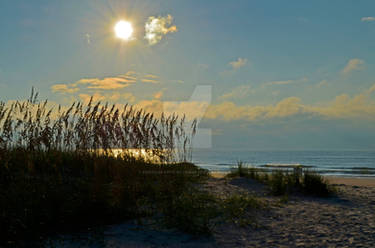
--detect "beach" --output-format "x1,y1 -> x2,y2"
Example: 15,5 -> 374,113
42,174 -> 375,247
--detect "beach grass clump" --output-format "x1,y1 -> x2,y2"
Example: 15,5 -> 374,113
302,171 -> 333,197
267,170 -> 295,196
222,193 -> 264,227
228,162 -> 335,197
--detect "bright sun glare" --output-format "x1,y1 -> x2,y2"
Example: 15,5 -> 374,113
114,20 -> 133,40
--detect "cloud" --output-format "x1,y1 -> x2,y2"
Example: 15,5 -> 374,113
361,17 -> 375,22
51,72 -> 140,94
79,93 -> 106,104
141,74 -> 159,84
78,92 -> 136,104
141,79 -> 159,84
220,85 -> 253,100
144,74 -> 158,79
85,33 -> 91,45
205,97 -> 304,121
145,15 -> 178,45
316,80 -> 328,88
76,76 -> 135,90
106,92 -> 136,103
205,84 -> 375,121
341,58 -> 365,75
263,77 -> 308,87
153,91 -> 163,100
51,84 -> 79,94
169,79 -> 184,84
229,58 -> 248,69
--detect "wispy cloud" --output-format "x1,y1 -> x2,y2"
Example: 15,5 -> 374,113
85,33 -> 91,45
145,15 -> 178,45
316,80 -> 328,88
220,85 -> 253,100
141,74 -> 159,84
51,84 -> 79,94
153,90 -> 163,100
229,58 -> 248,70
263,77 -> 308,87
341,58 -> 365,75
144,74 -> 159,79
361,17 -> 375,22
141,79 -> 159,84
75,76 -> 133,90
51,72 -> 141,94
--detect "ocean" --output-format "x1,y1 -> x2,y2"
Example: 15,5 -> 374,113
192,149 -> 375,177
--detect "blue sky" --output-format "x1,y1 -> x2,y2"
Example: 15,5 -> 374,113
1,0 -> 375,150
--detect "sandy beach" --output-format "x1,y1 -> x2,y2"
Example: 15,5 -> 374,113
42,174 -> 375,247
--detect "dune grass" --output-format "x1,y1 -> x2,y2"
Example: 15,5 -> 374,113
0,145 -> 211,243
228,162 -> 335,197
0,91 -> 267,243
0,91 -> 210,243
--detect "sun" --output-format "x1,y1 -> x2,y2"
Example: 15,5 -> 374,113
114,20 -> 133,40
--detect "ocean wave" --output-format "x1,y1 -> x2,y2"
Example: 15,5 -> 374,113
262,164 -> 314,168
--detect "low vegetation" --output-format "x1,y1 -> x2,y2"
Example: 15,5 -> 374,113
228,161 -> 335,197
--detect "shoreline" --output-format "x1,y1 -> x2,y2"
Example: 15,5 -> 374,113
210,171 -> 375,187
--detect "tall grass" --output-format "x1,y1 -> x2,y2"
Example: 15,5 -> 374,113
0,88 -> 197,162
0,90 -> 204,243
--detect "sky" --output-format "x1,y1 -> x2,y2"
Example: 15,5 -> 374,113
1,0 -> 375,150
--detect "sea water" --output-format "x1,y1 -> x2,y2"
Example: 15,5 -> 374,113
192,149 -> 375,177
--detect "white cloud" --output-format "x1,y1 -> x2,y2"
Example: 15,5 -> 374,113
229,58 -> 248,69
361,17 -> 375,22
341,58 -> 365,75
145,15 -> 178,45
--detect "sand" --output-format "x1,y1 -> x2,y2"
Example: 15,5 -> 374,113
327,176 -> 375,187
42,175 -> 375,247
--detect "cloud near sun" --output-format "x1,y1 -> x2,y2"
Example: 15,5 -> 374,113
144,15 -> 178,45
51,72 -> 156,94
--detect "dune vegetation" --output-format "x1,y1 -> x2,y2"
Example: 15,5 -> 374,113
0,91 -> 338,245
227,161 -> 336,197
0,90 -> 213,243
